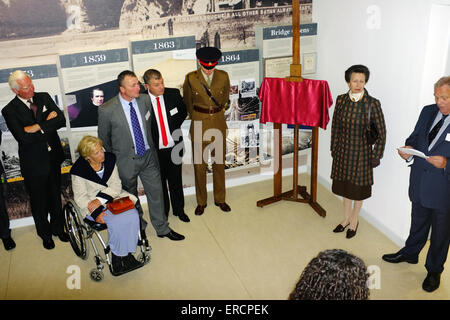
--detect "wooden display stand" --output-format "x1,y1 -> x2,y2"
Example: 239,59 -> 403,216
256,0 -> 326,217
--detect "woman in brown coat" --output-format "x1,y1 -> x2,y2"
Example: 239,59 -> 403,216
330,65 -> 386,238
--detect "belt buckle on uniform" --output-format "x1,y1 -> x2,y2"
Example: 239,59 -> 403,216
209,106 -> 214,115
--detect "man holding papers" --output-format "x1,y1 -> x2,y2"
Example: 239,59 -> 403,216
383,76 -> 450,293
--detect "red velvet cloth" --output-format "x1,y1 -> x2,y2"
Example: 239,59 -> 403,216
259,77 -> 333,129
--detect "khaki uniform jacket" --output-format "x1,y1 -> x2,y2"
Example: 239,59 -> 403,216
183,68 -> 230,137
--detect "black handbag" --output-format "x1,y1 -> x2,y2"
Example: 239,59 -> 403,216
366,104 -> 379,145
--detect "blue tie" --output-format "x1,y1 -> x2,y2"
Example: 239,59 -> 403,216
129,102 -> 146,156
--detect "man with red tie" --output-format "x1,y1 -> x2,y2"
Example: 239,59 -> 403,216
143,69 -> 189,223
2,70 -> 69,250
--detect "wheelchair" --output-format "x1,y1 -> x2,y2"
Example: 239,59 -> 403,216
63,199 -> 151,282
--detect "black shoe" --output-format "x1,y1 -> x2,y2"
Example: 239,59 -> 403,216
333,223 -> 349,233
43,239 -> 55,250
124,253 -> 142,269
53,232 -> 70,242
422,272 -> 441,292
111,253 -> 125,273
2,236 -> 16,251
157,229 -> 185,241
174,212 -> 190,223
382,251 -> 418,264
195,204 -> 207,216
214,202 -> 231,212
346,222 -> 359,239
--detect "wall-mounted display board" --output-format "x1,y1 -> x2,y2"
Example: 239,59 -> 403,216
217,48 -> 260,171
58,48 -> 130,131
255,23 -> 318,79
131,35 -> 197,90
254,23 -> 318,164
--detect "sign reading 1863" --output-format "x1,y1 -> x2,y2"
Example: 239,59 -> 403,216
131,35 -> 197,90
131,36 -> 196,54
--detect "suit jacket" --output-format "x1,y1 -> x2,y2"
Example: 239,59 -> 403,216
183,68 -> 230,137
149,88 -> 187,155
1,92 -> 65,177
406,104 -> 450,211
70,152 -> 137,219
98,93 -> 160,180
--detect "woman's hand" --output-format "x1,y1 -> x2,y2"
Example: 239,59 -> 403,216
426,156 -> 447,169
87,199 -> 102,213
95,212 -> 106,224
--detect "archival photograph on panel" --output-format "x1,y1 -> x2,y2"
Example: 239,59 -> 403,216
0,133 -> 73,220
67,79 -> 118,129
0,1 -> 312,59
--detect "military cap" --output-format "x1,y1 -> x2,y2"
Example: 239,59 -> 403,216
196,46 -> 222,70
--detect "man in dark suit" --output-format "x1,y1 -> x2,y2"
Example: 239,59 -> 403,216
0,130 -> 16,251
383,76 -> 450,292
98,70 -> 184,241
143,69 -> 189,223
2,70 -> 68,250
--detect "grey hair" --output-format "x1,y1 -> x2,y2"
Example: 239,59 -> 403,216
434,76 -> 450,89
8,70 -> 30,90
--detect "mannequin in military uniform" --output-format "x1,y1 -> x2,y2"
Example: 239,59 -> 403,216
183,47 -> 231,215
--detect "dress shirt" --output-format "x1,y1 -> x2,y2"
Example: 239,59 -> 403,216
118,94 -> 150,154
148,92 -> 175,149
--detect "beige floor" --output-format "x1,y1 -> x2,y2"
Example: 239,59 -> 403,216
0,174 -> 448,300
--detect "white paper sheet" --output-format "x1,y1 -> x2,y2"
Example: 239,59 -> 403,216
397,147 -> 429,159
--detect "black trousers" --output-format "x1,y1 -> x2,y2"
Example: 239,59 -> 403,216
157,148 -> 185,216
0,182 -> 11,239
401,202 -> 450,273
23,163 -> 64,241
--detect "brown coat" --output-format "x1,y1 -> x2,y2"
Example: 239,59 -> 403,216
182,68 -> 230,137
330,89 -> 386,186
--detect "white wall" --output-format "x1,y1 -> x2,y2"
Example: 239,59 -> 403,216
312,0 -> 449,246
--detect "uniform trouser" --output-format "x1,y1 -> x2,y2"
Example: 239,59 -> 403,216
157,148 -> 185,216
23,163 -> 64,241
119,149 -> 171,236
192,138 -> 226,206
400,202 -> 450,273
0,182 -> 11,239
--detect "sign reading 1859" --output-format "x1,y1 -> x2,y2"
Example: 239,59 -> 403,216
59,48 -> 129,69
131,36 -> 196,55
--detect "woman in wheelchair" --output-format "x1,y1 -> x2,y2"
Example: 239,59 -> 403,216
70,135 -> 142,274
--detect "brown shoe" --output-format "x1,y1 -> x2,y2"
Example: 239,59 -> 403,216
214,202 -> 231,212
195,204 -> 207,216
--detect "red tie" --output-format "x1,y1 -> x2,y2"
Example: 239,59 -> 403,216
156,97 -> 168,146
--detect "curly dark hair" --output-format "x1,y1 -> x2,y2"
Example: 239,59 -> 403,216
344,64 -> 370,83
289,249 -> 369,300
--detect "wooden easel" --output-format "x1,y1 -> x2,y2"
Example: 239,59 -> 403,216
256,0 -> 326,217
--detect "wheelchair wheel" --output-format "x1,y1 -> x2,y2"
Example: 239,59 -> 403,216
64,200 -> 89,260
138,252 -> 151,265
90,269 -> 104,282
